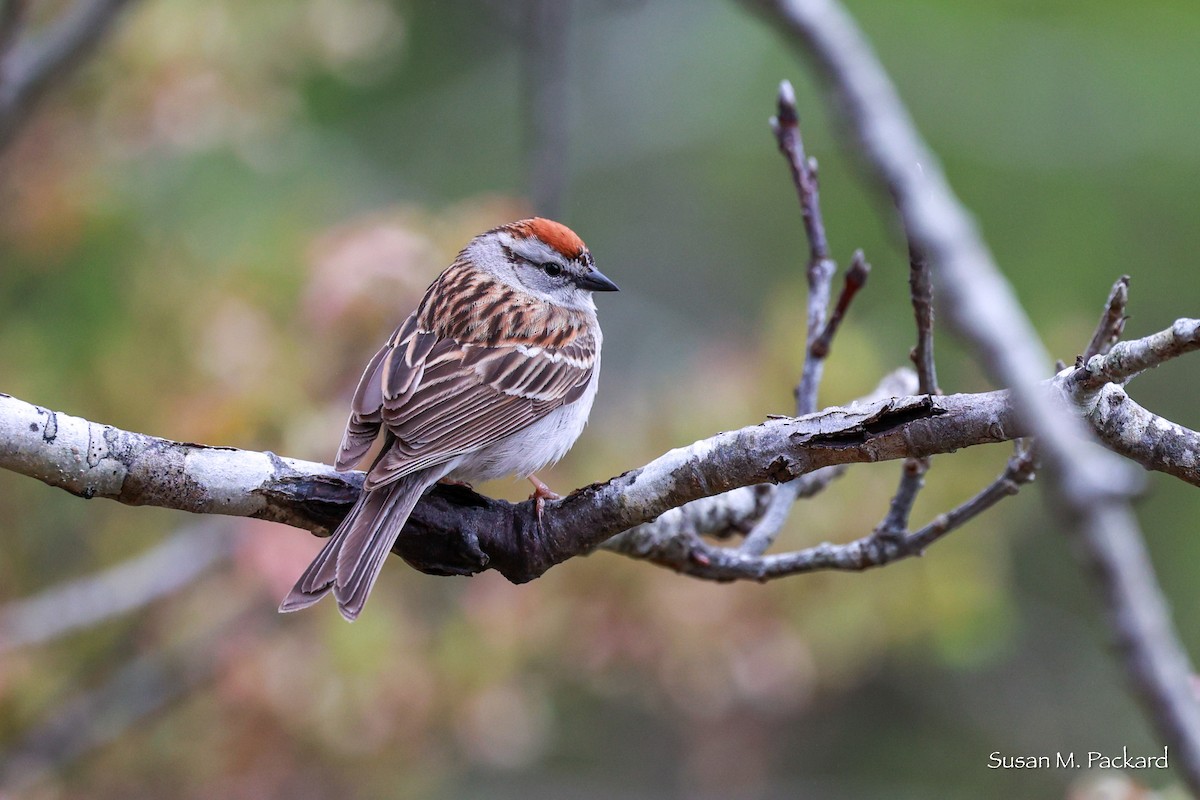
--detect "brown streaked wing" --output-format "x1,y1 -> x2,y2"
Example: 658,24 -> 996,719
335,312 -> 434,470
382,315 -> 439,404
362,333 -> 596,490
335,332 -> 393,470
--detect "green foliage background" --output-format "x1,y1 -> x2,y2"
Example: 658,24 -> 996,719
1,0 -> 1198,797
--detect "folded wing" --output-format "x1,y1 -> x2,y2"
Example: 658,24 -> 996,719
334,311 -> 595,490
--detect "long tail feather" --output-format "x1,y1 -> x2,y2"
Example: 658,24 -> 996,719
332,473 -> 434,621
278,471 -> 436,621
278,491 -> 370,613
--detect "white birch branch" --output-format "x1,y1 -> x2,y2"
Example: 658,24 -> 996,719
1,317 -> 1196,581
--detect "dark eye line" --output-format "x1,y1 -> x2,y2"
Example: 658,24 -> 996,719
512,251 -> 565,277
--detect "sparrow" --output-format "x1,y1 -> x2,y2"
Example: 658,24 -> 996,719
280,218 -> 618,621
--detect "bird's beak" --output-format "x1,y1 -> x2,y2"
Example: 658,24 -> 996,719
574,267 -> 620,292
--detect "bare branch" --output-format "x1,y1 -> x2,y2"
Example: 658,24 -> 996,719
1065,319 -> 1200,487
879,153 -> 939,544
810,249 -> 869,359
743,79 -> 851,556
906,440 -> 1036,553
769,78 -> 837,416
744,0 -> 1136,492
1,383 -> 1038,584
738,358 -> 910,561
873,455 -> 929,540
1083,386 -> 1200,489
0,0 -> 136,152
0,392 -> 359,534
1084,275 -> 1130,361
615,369 -> 916,559
615,439 -> 1037,581
604,483 -> 773,558
907,239 -> 939,395
0,522 -> 235,653
1070,317 -> 1200,396
742,0 -> 1200,788
770,78 -> 831,267
6,316 -> 1197,584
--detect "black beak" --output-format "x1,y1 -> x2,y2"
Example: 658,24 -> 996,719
574,267 -> 620,292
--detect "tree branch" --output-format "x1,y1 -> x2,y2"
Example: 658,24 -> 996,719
2,385 -> 1033,583
0,0 -> 136,152
0,521 -> 235,653
0,392 -> 359,533
1084,275 -> 1130,361
741,0 -> 1200,789
880,235 -> 939,541
614,368 -> 915,558
609,438 -> 1037,581
3,317 -> 1197,586
906,239 -> 939,395
741,79 -> 858,557
810,249 -> 869,359
1080,386 -> 1200,489
1070,317 -> 1200,396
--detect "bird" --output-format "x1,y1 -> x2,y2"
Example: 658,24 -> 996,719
280,218 -> 618,621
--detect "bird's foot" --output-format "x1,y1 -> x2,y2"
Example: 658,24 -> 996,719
527,474 -> 561,520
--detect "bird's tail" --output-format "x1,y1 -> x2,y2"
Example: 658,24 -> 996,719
278,472 -> 432,621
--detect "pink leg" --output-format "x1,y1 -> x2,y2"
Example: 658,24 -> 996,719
527,474 -> 561,518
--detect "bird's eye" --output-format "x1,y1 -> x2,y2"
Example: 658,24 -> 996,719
540,262 -> 563,277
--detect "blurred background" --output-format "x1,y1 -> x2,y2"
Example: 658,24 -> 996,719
1,0 -> 1199,797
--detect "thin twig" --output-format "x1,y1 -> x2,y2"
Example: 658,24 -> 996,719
0,0 -> 136,153
873,456 -> 928,540
771,79 -> 831,266
773,82 -> 836,415
875,171 -> 940,542
907,239 -> 939,395
521,0 -> 572,218
742,79 -> 847,556
1083,275 -> 1130,361
628,370 -> 915,559
906,440 -> 1037,552
810,249 -> 869,359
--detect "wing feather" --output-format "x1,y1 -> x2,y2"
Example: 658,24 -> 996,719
364,341 -> 592,488
341,326 -> 595,491
335,333 -> 394,469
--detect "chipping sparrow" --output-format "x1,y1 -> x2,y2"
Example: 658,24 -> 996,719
280,218 -> 618,621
